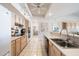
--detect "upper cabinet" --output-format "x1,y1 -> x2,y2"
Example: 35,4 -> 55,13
60,21 -> 79,33
62,22 -> 67,29
11,14 -> 20,27
19,18 -> 22,26
11,14 -> 25,28
23,19 -> 26,28
11,13 -> 16,28
15,15 -> 19,24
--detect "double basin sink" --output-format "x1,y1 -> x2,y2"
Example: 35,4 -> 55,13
51,38 -> 79,48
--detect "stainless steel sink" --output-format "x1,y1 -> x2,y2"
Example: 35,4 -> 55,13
51,38 -> 79,48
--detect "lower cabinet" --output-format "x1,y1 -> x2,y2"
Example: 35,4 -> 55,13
53,45 -> 61,56
11,36 -> 27,56
21,36 -> 27,50
11,40 -> 16,56
49,41 -> 64,56
15,38 -> 21,56
49,41 -> 53,56
45,36 -> 49,55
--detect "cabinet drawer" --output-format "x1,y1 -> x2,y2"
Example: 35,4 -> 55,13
15,38 -> 21,56
11,40 -> 16,56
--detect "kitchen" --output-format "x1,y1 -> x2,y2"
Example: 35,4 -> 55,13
0,3 -> 79,56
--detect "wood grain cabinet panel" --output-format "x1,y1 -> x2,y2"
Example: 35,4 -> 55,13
11,40 -> 16,56
49,41 -> 53,56
15,38 -> 21,56
51,45 -> 56,56
49,41 -> 56,56
21,36 -> 27,50
53,45 -> 61,56
48,41 -> 62,56
24,36 -> 27,46
11,36 -> 27,56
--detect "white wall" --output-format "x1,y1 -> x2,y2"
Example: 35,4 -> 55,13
0,5 -> 11,56
45,3 -> 79,33
31,16 -> 50,35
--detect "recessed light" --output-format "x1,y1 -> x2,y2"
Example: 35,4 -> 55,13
48,13 -> 52,16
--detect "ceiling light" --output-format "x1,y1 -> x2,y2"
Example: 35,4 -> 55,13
31,3 -> 44,8
48,13 -> 52,16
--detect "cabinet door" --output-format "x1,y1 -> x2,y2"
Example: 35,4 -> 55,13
49,41 -> 55,56
51,45 -> 56,56
11,14 -> 15,28
21,36 -> 27,50
49,41 -> 52,56
49,41 -> 62,56
24,36 -> 27,46
15,38 -> 21,56
11,40 -> 16,56
23,19 -> 25,28
15,15 -> 20,24
53,46 -> 61,56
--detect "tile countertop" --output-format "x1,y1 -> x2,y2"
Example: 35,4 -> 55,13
44,33 -> 79,56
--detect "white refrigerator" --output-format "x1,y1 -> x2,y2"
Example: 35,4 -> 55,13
0,5 -> 11,56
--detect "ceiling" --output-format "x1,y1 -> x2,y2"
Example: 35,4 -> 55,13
27,3 -> 51,17
19,3 -> 79,20
46,3 -> 79,18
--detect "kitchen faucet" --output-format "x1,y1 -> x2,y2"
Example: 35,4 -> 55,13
60,28 -> 71,47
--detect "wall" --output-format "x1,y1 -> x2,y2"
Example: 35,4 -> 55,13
0,5 -> 11,55
45,14 -> 79,45
31,16 -> 50,36
45,15 -> 79,33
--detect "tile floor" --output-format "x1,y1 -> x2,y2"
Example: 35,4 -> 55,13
19,34 -> 47,56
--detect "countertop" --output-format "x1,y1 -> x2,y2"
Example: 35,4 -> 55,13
61,33 -> 79,38
44,32 -> 79,56
11,35 -> 25,41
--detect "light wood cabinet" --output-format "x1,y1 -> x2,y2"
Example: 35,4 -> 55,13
48,41 -> 63,56
49,41 -> 51,55
15,15 -> 20,24
15,38 -> 21,56
11,40 -> 16,56
11,13 -> 16,28
11,36 -> 27,56
11,12 -> 29,56
49,41 -> 55,56
21,36 -> 27,50
62,22 -> 67,29
53,45 -> 61,56
25,20 -> 29,31
23,19 -> 25,28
